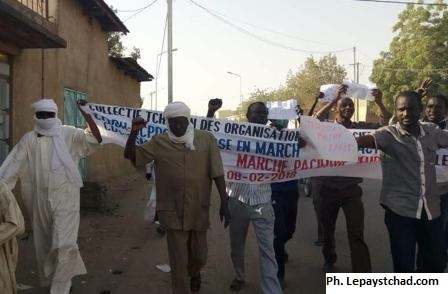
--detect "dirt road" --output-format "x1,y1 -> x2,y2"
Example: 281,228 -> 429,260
16,176 -> 391,294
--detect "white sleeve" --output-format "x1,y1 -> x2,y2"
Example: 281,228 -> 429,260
72,127 -> 101,157
0,135 -> 28,190
0,181 -> 25,245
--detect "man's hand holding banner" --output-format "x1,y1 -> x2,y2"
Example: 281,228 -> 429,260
81,103 -> 448,184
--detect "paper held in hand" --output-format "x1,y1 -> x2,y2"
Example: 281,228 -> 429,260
299,116 -> 358,163
80,103 -> 448,183
267,99 -> 298,120
320,82 -> 377,102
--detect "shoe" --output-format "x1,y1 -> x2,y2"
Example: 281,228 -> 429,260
190,275 -> 201,292
156,226 -> 166,237
323,262 -> 335,273
279,278 -> 286,289
314,240 -> 323,247
230,279 -> 245,291
284,251 -> 289,263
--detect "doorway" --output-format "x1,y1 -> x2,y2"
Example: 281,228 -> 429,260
0,53 -> 10,164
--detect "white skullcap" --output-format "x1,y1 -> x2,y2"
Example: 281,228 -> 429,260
32,99 -> 58,113
163,102 -> 191,120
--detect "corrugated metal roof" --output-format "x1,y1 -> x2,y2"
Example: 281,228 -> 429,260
110,57 -> 154,82
78,0 -> 129,33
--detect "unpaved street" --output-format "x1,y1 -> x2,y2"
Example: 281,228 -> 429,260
16,176 -> 391,294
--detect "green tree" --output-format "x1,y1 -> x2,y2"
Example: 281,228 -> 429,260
242,55 -> 346,117
130,47 -> 141,61
106,6 -> 141,60
371,1 -> 448,110
107,32 -> 126,57
284,55 -> 347,110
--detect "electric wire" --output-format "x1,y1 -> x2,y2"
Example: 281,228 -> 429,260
188,0 -> 353,54
197,3 -> 343,47
157,14 -> 169,79
354,0 -> 448,6
124,0 -> 160,22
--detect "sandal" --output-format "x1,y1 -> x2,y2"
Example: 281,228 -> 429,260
230,279 -> 245,291
190,275 -> 201,292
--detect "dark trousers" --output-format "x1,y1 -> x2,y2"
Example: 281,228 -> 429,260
442,196 -> 448,270
272,187 -> 299,281
385,208 -> 445,273
319,185 -> 372,272
311,179 -> 324,242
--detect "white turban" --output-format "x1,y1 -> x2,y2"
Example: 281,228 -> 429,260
32,98 -> 58,114
163,102 -> 195,150
163,102 -> 191,119
32,98 -> 83,187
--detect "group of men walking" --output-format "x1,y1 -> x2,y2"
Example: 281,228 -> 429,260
1,78 -> 448,294
308,80 -> 448,275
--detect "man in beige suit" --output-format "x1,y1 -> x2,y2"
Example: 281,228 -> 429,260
124,101 -> 230,294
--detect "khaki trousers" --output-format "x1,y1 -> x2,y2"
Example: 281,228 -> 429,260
166,230 -> 207,294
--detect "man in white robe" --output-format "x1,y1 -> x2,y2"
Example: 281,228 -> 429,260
0,180 -> 25,294
0,98 -> 102,294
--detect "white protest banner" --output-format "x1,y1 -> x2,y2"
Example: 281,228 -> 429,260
267,99 -> 298,120
435,148 -> 448,183
81,103 -> 448,184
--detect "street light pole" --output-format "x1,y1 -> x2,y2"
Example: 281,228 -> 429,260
155,55 -> 159,110
167,0 -> 173,104
227,71 -> 242,105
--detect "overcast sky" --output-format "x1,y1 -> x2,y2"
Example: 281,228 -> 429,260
105,0 -> 405,115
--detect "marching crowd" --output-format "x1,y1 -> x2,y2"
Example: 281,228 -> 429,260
0,78 -> 448,294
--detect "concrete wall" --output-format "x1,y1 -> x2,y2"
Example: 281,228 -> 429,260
11,0 -> 142,183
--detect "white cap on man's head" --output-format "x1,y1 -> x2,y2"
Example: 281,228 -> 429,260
32,99 -> 58,113
163,101 -> 191,120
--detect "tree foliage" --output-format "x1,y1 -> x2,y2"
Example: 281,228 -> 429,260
284,55 -> 347,110
371,1 -> 448,110
240,55 -> 346,118
107,32 -> 126,58
106,7 -> 141,61
130,47 -> 141,61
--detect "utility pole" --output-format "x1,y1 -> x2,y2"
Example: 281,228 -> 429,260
349,47 -> 364,121
356,62 -> 360,84
155,53 -> 159,110
352,47 -> 360,121
155,48 -> 178,111
353,47 -> 357,84
356,61 -> 360,121
167,0 -> 173,104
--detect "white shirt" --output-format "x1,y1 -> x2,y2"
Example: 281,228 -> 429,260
226,182 -> 272,206
0,126 -> 99,284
